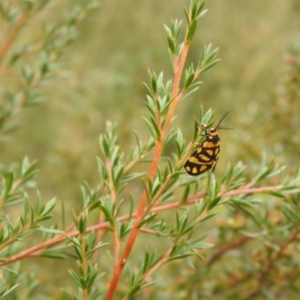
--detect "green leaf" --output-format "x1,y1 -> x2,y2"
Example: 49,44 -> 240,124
208,173 -> 219,204
264,190 -> 285,198
86,264 -> 98,289
281,187 -> 300,194
143,117 -> 160,140
228,198 -> 254,207
283,205 -> 300,223
167,35 -> 176,55
200,59 -> 220,73
181,185 -> 190,203
40,252 -> 66,259
127,284 -> 141,298
183,71 -> 195,90
183,6 -> 190,26
78,214 -> 87,234
176,128 -> 184,156
194,200 -> 207,217
21,192 -> 30,225
196,0 -> 205,16
163,24 -> 172,36
139,213 -> 157,227
0,284 -> 20,298
87,242 -> 109,259
99,135 -> 110,157
198,212 -> 217,223
192,242 -> 214,249
39,198 -> 56,217
121,172 -> 145,182
167,253 -> 193,262
164,130 -> 177,149
100,206 -> 114,227
207,196 -> 221,210
203,46 -> 219,64
196,8 -> 208,21
186,19 -> 197,43
68,269 -> 81,286
4,172 -> 13,198
61,289 -> 76,300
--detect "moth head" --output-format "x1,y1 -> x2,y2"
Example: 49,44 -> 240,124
209,127 -> 218,135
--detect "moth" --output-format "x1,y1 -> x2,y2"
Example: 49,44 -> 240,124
184,111 -> 232,176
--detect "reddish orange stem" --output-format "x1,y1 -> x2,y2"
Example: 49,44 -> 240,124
0,184 -> 284,267
0,12 -> 28,67
105,35 -> 192,300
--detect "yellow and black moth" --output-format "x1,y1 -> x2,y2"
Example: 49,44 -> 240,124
184,111 -> 232,176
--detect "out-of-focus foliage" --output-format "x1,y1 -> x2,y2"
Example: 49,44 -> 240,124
1,0 -> 300,299
1,0 -> 299,202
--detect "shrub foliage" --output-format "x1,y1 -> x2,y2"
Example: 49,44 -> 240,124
0,1 -> 300,299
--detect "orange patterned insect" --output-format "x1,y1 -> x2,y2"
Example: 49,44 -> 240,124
184,111 -> 232,176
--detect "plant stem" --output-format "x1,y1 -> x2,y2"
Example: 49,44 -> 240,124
0,184 -> 285,267
0,12 -> 28,67
105,34 -> 192,300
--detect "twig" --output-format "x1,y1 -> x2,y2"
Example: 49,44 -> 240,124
246,227 -> 300,299
143,248 -> 172,282
0,184 -> 285,266
106,159 -> 120,263
207,236 -> 251,267
104,14 -> 194,300
0,12 -> 28,67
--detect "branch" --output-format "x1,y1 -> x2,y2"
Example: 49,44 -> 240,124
144,248 -> 172,282
105,16 -> 194,300
0,183 -> 285,266
106,159 -> 121,263
0,12 -> 28,67
246,226 -> 300,299
207,236 -> 252,267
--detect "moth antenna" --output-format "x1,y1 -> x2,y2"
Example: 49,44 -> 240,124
214,110 -> 233,130
217,126 -> 234,130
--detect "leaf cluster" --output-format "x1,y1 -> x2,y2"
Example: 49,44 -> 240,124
0,1 -> 300,300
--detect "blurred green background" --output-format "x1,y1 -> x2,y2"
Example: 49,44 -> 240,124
3,0 -> 300,202
1,0 -> 300,296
